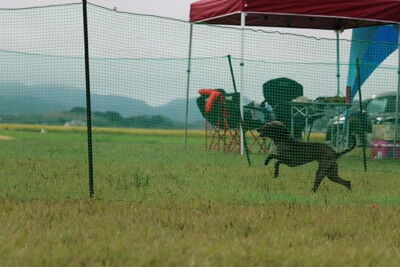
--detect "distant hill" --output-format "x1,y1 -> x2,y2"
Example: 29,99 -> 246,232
0,82 -> 256,124
0,82 -> 204,123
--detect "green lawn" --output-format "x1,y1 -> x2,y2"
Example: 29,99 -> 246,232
0,126 -> 399,266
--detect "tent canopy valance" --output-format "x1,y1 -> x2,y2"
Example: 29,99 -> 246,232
190,0 -> 400,29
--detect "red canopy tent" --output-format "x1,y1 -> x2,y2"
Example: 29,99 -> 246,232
185,0 -> 400,157
190,0 -> 400,30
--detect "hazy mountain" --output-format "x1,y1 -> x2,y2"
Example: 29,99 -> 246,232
0,82 -> 204,123
0,82 -> 258,124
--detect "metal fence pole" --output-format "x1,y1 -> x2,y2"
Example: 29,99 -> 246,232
82,0 -> 94,198
184,23 -> 193,149
356,58 -> 367,172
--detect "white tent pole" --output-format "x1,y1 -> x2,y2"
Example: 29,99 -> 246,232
336,30 -> 341,96
239,12 -> 246,155
335,29 -> 341,148
394,24 -> 400,155
184,23 -> 194,150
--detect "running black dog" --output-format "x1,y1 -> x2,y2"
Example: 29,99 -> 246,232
257,121 -> 356,192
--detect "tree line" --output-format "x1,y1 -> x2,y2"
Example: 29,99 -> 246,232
1,107 -> 191,129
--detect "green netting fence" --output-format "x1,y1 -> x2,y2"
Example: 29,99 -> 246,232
0,2 -> 399,199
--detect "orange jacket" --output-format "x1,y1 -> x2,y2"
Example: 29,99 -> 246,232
198,89 -> 223,112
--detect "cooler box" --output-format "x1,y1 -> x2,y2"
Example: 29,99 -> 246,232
372,124 -> 400,141
371,140 -> 400,159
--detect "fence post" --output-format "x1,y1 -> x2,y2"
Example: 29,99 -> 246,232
82,0 -> 94,198
356,58 -> 367,172
184,23 -> 193,149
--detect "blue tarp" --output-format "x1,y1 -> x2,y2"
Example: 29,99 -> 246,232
347,25 -> 398,100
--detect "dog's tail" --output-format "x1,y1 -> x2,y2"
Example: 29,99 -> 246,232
335,134 -> 357,158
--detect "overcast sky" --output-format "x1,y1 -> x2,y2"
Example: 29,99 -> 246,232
0,0 -> 395,104
0,0 -> 196,19
0,0 -> 351,39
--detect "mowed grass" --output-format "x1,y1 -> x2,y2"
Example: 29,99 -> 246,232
0,124 -> 400,266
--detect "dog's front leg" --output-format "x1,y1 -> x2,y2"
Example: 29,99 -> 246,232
274,161 -> 281,178
312,166 -> 326,193
264,154 -> 277,166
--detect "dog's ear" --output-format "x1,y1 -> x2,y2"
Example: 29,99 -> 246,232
270,121 -> 285,127
256,126 -> 266,135
277,122 -> 290,134
271,121 -> 292,139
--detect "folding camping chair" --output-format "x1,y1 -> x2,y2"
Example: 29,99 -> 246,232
197,89 -> 270,153
197,89 -> 242,152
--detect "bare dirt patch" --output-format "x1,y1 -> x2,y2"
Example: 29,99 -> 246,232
0,135 -> 14,141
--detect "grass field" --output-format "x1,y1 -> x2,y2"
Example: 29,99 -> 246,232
0,124 -> 400,266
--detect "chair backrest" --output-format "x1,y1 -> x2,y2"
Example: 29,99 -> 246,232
196,89 -> 241,129
263,78 -> 303,106
262,78 -> 305,139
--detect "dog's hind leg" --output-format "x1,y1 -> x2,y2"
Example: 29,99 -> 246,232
327,162 -> 351,190
312,165 -> 327,193
274,161 -> 281,178
264,154 -> 277,166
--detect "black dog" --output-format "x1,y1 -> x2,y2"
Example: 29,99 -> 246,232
257,121 -> 356,192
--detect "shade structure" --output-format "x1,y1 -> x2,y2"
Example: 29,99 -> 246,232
186,0 -> 400,161
190,0 -> 400,29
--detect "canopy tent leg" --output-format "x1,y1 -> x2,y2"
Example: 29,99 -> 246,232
394,24 -> 400,155
335,30 -> 342,148
184,23 -> 194,149
239,12 -> 246,155
336,30 -> 341,97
